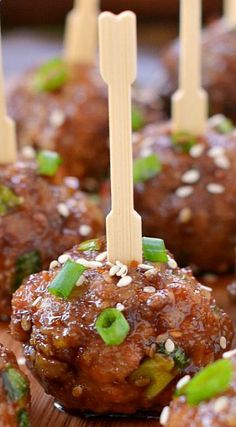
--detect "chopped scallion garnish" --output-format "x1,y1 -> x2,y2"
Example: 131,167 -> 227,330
32,58 -> 68,92
132,106 -> 145,131
78,239 -> 101,252
37,150 -> 62,177
18,410 -> 30,427
215,117 -> 234,134
12,250 -> 42,291
143,237 -> 168,263
172,132 -> 197,153
2,368 -> 29,402
177,359 -> 233,405
158,344 -> 190,370
95,308 -> 130,346
0,184 -> 22,216
48,259 -> 86,298
133,154 -> 161,184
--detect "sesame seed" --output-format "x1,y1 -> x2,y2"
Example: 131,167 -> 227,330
57,203 -> 70,217
200,285 -> 213,292
143,286 -> 156,293
176,375 -> 191,390
178,207 -> 192,223
181,169 -> 200,184
189,143 -> 204,158
116,265 -> 128,277
79,225 -> 92,237
109,265 -> 120,276
213,396 -> 228,413
116,303 -> 125,311
17,357 -> 26,366
64,176 -> 79,190
168,257 -> 177,269
208,146 -> 225,158
220,336 -> 227,350
176,186 -> 194,198
21,145 -> 36,160
58,254 -> 71,264
206,183 -> 225,194
138,264 -> 154,271
117,276 -> 132,287
165,338 -> 175,353
49,109 -> 65,127
87,261 -> 103,268
49,260 -> 59,269
116,260 -> 124,268
76,275 -> 85,287
32,296 -> 42,307
160,406 -> 170,426
95,252 -> 107,262
214,156 -> 230,170
223,348 -> 236,359
76,258 -> 90,267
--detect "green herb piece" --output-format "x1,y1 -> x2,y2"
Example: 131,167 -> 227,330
13,251 -> 42,291
18,410 -> 30,427
143,237 -> 168,263
215,117 -> 234,134
132,106 -> 145,131
95,308 -> 130,346
78,239 -> 101,252
130,354 -> 176,399
2,368 -> 29,402
0,184 -> 22,216
37,150 -> 62,177
48,259 -> 86,298
177,359 -> 233,405
172,132 -> 197,153
133,154 -> 162,184
158,344 -> 190,370
32,58 -> 68,92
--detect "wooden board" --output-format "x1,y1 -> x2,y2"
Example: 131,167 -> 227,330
0,275 -> 235,427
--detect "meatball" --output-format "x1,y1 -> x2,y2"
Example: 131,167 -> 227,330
132,116 -> 236,273
159,19 -> 236,121
0,159 -> 103,319
11,237 -> 233,415
7,61 -> 163,191
0,343 -> 30,427
162,349 -> 236,427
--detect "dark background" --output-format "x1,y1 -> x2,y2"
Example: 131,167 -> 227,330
1,0 -> 222,27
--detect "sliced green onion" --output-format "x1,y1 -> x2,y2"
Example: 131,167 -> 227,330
18,410 -> 30,427
130,354 -> 176,399
177,359 -> 233,405
215,117 -> 234,134
143,237 -> 168,263
12,250 -> 42,291
133,154 -> 162,184
0,184 -> 22,216
158,344 -> 190,370
132,106 -> 145,131
37,150 -> 62,177
2,368 -> 29,402
95,308 -> 130,346
172,132 -> 197,153
48,259 -> 86,298
78,238 -> 101,252
32,58 -> 68,92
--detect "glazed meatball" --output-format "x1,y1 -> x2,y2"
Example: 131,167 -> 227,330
163,350 -> 236,427
11,237 -> 233,415
7,61 -> 163,191
132,115 -> 236,273
159,19 -> 236,121
0,343 -> 30,427
0,159 -> 103,319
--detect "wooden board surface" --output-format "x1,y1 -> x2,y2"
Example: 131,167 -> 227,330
0,274 -> 235,427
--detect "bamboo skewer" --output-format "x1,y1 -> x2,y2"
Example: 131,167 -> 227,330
0,26 -> 17,164
99,11 -> 142,265
64,0 -> 99,64
172,0 -> 208,135
224,0 -> 236,28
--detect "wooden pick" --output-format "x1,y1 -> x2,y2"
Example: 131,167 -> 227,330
99,11 -> 142,265
63,0 -> 99,64
224,0 -> 236,28
172,0 -> 208,135
0,26 -> 17,164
